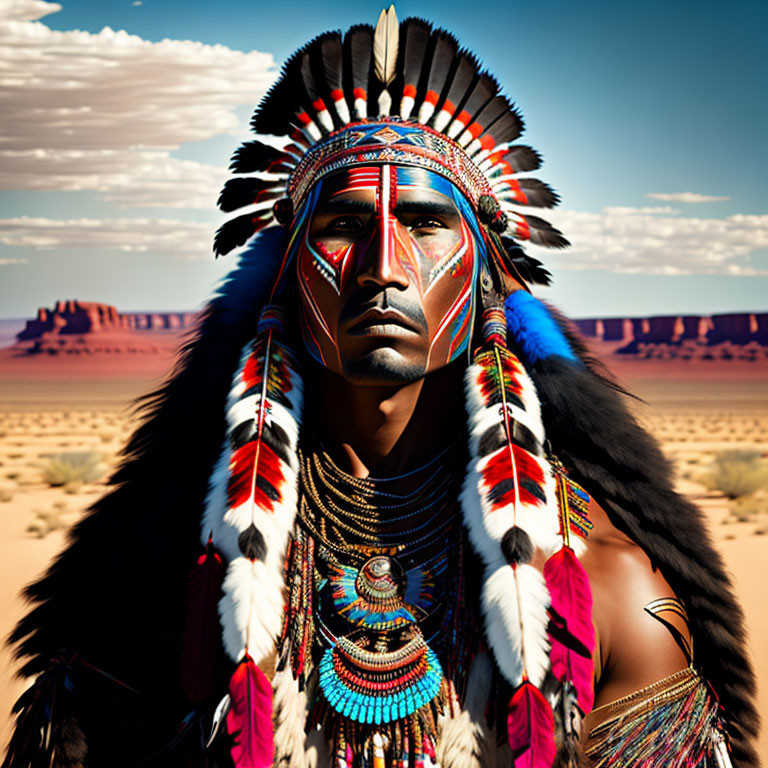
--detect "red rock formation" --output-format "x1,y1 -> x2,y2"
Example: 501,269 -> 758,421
13,300 -> 195,356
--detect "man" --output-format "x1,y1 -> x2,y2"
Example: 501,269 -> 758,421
4,8 -> 757,768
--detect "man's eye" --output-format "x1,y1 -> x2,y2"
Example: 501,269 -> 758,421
409,216 -> 447,231
328,216 -> 364,233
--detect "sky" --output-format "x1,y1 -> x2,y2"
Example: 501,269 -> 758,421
0,0 -> 766,320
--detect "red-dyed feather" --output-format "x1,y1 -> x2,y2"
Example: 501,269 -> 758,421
181,541 -> 226,703
227,441 -> 284,510
226,656 -> 274,768
543,547 -> 595,713
507,681 -> 556,768
482,445 -> 546,509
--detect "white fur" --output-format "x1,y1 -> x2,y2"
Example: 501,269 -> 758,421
219,556 -> 287,662
437,654 -> 495,768
482,561 -> 551,688
273,665 -> 310,768
400,94 -> 415,119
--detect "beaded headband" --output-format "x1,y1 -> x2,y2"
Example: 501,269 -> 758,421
213,6 -> 569,272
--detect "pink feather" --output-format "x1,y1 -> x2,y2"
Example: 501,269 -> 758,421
507,681 -> 556,768
226,656 -> 274,768
543,547 -> 595,713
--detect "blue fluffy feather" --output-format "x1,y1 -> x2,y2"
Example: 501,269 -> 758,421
504,291 -> 578,365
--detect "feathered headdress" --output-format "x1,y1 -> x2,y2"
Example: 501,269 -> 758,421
214,4 -> 567,291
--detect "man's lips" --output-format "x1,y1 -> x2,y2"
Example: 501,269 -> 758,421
345,307 -> 421,336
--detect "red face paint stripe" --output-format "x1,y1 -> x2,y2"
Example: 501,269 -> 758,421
403,84 -> 418,99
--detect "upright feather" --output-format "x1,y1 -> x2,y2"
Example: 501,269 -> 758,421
374,5 -> 399,114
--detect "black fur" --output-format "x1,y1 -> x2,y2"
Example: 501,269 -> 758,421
501,526 -> 533,565
4,228 -> 289,767
515,311 -> 760,768
238,525 -> 267,561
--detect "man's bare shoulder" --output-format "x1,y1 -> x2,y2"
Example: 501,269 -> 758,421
579,497 -> 691,709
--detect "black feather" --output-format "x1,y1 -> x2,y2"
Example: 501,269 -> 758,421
343,24 -> 374,115
498,145 -> 542,173
213,211 -> 272,256
454,72 -> 498,125
499,179 -> 560,209
432,50 -> 478,121
482,106 -> 525,148
229,141 -> 291,175
253,39 -> 316,136
423,29 -> 459,103
517,213 -> 570,249
217,178 -> 280,213
399,18 -> 431,94
320,32 -> 344,94
466,94 -> 510,138
499,236 -> 552,286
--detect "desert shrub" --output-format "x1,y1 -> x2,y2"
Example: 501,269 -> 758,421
0,487 -> 13,503
27,507 -> 69,538
41,452 -> 104,487
707,450 -> 768,499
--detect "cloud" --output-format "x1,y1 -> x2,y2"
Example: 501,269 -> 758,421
645,192 -> 731,203
0,216 -> 215,259
0,149 -> 227,209
1,0 -> 60,22
537,207 -> 768,276
0,0 -> 275,207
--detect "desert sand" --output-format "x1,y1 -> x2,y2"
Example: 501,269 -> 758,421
1,349 -> 767,760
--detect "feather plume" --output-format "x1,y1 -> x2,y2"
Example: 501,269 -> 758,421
398,18 -> 431,118
432,52 -> 479,131
482,561 -> 552,687
344,24 -> 374,118
507,682 -> 556,768
229,141 -> 294,174
506,212 -> 570,249
418,30 -> 460,124
373,6 -> 399,87
437,654 -> 494,768
272,664 -> 310,768
203,306 -> 303,664
494,178 -> 560,209
543,548 -> 594,713
319,34 -> 349,125
218,178 -> 281,214
226,655 -> 274,768
214,211 -> 274,257
181,539 -> 227,703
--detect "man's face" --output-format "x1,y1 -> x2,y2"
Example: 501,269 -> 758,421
295,165 -> 481,385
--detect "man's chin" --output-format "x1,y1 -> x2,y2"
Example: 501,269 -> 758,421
341,349 -> 426,386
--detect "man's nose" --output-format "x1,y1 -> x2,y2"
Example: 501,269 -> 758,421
356,211 -> 410,289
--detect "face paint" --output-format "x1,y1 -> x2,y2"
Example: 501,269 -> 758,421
294,164 -> 484,384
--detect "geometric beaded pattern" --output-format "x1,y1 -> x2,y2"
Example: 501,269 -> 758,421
289,119 -> 495,211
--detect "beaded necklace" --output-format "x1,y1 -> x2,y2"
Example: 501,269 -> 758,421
280,440 -> 478,768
